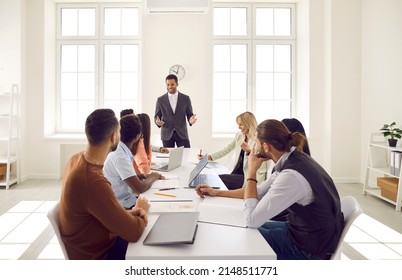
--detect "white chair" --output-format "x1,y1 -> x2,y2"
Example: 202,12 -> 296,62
47,201 -> 69,260
330,196 -> 363,260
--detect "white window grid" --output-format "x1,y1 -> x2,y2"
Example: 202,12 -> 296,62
56,3 -> 141,133
212,2 -> 296,136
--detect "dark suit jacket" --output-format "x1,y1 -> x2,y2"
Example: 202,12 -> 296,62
154,92 -> 194,141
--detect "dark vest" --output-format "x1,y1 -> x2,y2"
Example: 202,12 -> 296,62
277,150 -> 344,255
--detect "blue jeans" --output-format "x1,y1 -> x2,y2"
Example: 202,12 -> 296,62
258,221 -> 321,260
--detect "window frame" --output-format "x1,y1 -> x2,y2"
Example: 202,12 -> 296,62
55,3 -> 141,134
212,2 -> 296,137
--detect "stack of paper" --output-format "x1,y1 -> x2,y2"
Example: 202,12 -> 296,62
390,151 -> 402,176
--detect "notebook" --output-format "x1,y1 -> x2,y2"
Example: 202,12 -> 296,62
187,154 -> 226,189
143,212 -> 199,245
197,197 -> 247,228
151,146 -> 183,171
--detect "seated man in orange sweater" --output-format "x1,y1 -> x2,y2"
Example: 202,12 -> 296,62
59,108 -> 149,260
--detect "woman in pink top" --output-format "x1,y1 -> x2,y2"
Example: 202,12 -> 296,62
133,113 -> 169,174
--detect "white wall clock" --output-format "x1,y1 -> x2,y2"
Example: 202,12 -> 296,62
169,64 -> 185,81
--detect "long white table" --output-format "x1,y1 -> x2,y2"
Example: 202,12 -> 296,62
125,148 -> 276,260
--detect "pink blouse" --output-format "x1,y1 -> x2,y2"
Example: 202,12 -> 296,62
133,139 -> 152,174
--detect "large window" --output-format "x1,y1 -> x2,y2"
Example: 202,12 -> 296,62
56,4 -> 140,133
212,3 -> 295,136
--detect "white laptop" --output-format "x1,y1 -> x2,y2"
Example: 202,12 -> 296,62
143,212 -> 199,245
151,146 -> 184,172
187,154 -> 226,189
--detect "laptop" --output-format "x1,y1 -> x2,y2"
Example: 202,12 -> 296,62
143,212 -> 199,245
151,146 -> 184,172
187,154 -> 226,189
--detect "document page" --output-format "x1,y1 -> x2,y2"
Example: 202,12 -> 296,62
149,201 -> 196,213
197,196 -> 246,228
150,177 -> 179,189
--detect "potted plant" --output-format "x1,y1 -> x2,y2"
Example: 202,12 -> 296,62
380,122 -> 402,147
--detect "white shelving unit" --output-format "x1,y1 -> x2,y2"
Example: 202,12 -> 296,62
0,84 -> 20,189
363,132 -> 402,211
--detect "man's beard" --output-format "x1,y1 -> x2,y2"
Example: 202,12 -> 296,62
111,142 -> 118,152
256,146 -> 271,159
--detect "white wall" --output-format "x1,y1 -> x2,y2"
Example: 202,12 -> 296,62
306,0 -> 361,182
141,12 -> 214,151
0,0 -> 27,179
329,0 -> 361,182
361,0 -> 402,177
4,0 -> 399,184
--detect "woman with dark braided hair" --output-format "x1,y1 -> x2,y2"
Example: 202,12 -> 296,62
244,119 -> 344,260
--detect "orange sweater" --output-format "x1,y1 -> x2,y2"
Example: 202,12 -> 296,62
133,139 -> 152,174
59,152 -> 147,259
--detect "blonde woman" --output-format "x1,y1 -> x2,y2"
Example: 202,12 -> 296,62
198,112 -> 274,189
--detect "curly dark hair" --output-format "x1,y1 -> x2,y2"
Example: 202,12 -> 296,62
120,114 -> 142,144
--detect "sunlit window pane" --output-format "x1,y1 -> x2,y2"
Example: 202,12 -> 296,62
213,73 -> 231,100
78,8 -> 95,36
213,7 -> 247,36
231,73 -> 247,100
256,8 -> 273,36
78,45 -> 95,72
121,45 -> 138,72
274,8 -> 291,36
214,45 -> 230,72
61,45 -> 77,72
213,101 -> 231,131
256,73 -> 273,99
122,8 -> 138,36
77,101 -> 95,131
256,101 -> 274,123
213,8 -> 230,35
104,73 -> 121,99
121,73 -> 137,99
231,45 -> 247,72
77,73 -> 95,100
104,8 -> 120,36
61,9 -> 77,36
60,101 -> 78,130
231,8 -> 247,35
103,100 -> 121,117
274,73 -> 291,99
230,101 -> 247,118
212,4 -> 294,135
274,45 -> 291,72
61,73 -> 77,99
273,100 -> 291,119
105,8 -> 138,36
61,8 -> 95,36
104,45 -> 121,72
256,45 -> 273,72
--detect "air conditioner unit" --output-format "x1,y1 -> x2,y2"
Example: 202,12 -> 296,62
146,0 -> 209,14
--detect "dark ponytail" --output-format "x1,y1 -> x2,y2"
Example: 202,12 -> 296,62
257,119 -> 306,152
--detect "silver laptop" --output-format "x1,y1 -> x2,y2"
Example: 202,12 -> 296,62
143,212 -> 199,245
151,146 -> 184,172
188,154 -> 226,189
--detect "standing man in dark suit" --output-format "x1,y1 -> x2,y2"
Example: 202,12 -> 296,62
154,74 -> 197,148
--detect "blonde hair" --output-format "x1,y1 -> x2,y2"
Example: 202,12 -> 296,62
236,112 -> 258,140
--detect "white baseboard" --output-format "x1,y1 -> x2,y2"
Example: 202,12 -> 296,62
25,174 -> 61,180
332,178 -> 362,184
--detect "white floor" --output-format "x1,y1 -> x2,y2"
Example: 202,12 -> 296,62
1,180 -> 402,260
